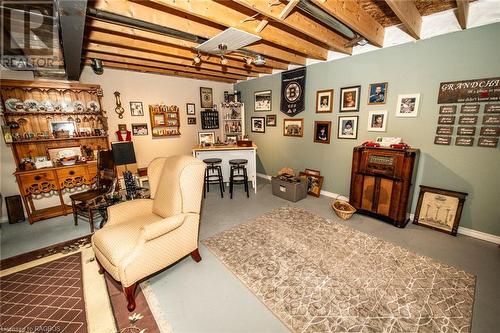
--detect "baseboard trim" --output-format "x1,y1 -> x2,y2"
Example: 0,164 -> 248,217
409,214 -> 499,244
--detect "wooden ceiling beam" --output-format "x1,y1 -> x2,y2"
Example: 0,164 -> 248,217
91,0 -> 306,65
83,52 -> 249,81
84,43 -> 262,77
84,60 -> 236,83
456,0 -> 469,29
147,0 -> 328,60
84,30 -> 276,73
310,0 -> 385,47
85,24 -> 287,70
384,0 -> 422,40
232,0 -> 351,54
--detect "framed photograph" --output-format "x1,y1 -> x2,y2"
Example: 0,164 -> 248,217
2,125 -> 13,143
299,172 -> 324,197
316,89 -> 333,113
395,94 -> 420,117
226,134 -> 238,144
367,110 -> 387,132
266,114 -> 277,127
313,121 -> 332,144
131,123 -> 148,136
283,118 -> 304,137
367,82 -> 388,105
251,117 -> 265,133
153,113 -> 166,126
50,121 -> 76,135
187,117 -> 196,125
338,116 -> 358,139
304,169 -> 321,176
186,103 -> 196,115
340,86 -> 360,112
254,90 -> 272,111
130,101 -> 144,116
413,185 -> 468,236
200,87 -> 213,108
198,131 -> 215,145
47,146 -> 82,160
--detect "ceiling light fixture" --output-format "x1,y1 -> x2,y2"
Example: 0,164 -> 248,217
253,54 -> 266,66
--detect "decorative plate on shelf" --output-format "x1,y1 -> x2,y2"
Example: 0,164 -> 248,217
53,101 -> 62,112
60,100 -> 74,112
39,100 -> 54,112
73,100 -> 85,112
87,100 -> 100,113
23,99 -> 39,112
5,98 -> 23,112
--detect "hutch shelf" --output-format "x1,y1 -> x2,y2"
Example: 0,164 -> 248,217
0,79 -> 109,223
149,104 -> 180,137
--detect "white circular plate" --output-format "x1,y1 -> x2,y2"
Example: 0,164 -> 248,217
87,100 -> 100,113
5,98 -> 22,112
73,100 -> 85,112
24,99 -> 39,112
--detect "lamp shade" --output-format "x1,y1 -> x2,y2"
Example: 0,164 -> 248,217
111,141 -> 137,166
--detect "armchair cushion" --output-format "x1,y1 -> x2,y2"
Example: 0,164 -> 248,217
140,214 -> 185,242
92,212 -> 162,266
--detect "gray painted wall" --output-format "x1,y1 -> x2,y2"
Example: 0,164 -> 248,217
236,23 -> 500,236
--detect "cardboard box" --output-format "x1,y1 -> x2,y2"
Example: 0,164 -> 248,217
271,177 -> 307,202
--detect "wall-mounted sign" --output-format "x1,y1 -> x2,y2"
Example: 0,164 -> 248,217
434,136 -> 451,145
458,116 -> 478,125
439,105 -> 456,114
482,115 -> 500,125
280,67 -> 306,117
457,127 -> 476,136
455,137 -> 474,146
478,137 -> 498,148
438,77 -> 500,103
438,116 -> 455,124
485,104 -> 500,114
436,126 -> 454,135
460,104 -> 480,114
480,127 -> 500,137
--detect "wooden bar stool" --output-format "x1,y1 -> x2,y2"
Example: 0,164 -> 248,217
203,158 -> 224,198
229,159 -> 249,199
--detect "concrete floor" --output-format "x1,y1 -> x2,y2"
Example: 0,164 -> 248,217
1,180 -> 499,333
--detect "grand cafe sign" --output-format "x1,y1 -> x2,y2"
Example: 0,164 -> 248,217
438,77 -> 500,104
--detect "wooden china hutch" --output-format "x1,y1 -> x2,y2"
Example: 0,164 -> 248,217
0,80 -> 109,223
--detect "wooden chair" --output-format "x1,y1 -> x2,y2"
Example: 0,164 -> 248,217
70,150 -> 116,232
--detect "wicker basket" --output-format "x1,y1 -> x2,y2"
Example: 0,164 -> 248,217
331,200 -> 356,220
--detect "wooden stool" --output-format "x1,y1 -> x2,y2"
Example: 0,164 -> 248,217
203,158 -> 224,198
229,159 -> 249,199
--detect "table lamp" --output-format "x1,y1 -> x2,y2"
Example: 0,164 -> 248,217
111,141 -> 137,199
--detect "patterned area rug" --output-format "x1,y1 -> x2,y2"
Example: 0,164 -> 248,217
204,206 -> 476,333
0,253 -> 87,332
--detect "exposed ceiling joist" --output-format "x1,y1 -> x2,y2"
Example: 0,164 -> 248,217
384,0 -> 422,40
83,52 -> 248,81
58,0 -> 88,80
85,60 -> 236,83
232,0 -> 352,54
279,0 -> 300,20
456,0 -> 469,29
92,0 -> 306,65
84,43 -> 264,77
310,0 -> 385,47
147,0 -> 328,60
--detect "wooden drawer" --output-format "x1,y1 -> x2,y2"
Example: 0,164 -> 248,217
18,171 -> 57,195
56,166 -> 87,188
18,171 -> 56,184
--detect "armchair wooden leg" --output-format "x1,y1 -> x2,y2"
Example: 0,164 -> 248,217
190,248 -> 202,262
124,284 -> 137,312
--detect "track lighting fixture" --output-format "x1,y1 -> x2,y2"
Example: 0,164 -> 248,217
220,55 -> 228,65
253,54 -> 266,66
193,53 -> 201,64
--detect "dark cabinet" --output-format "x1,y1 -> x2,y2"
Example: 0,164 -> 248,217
349,146 -> 419,227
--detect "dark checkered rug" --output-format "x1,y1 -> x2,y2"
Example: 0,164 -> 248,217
0,253 -> 87,333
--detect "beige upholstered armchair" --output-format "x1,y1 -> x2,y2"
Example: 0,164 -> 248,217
92,155 -> 206,311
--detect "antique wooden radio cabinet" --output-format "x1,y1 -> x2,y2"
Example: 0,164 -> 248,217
349,145 -> 419,227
